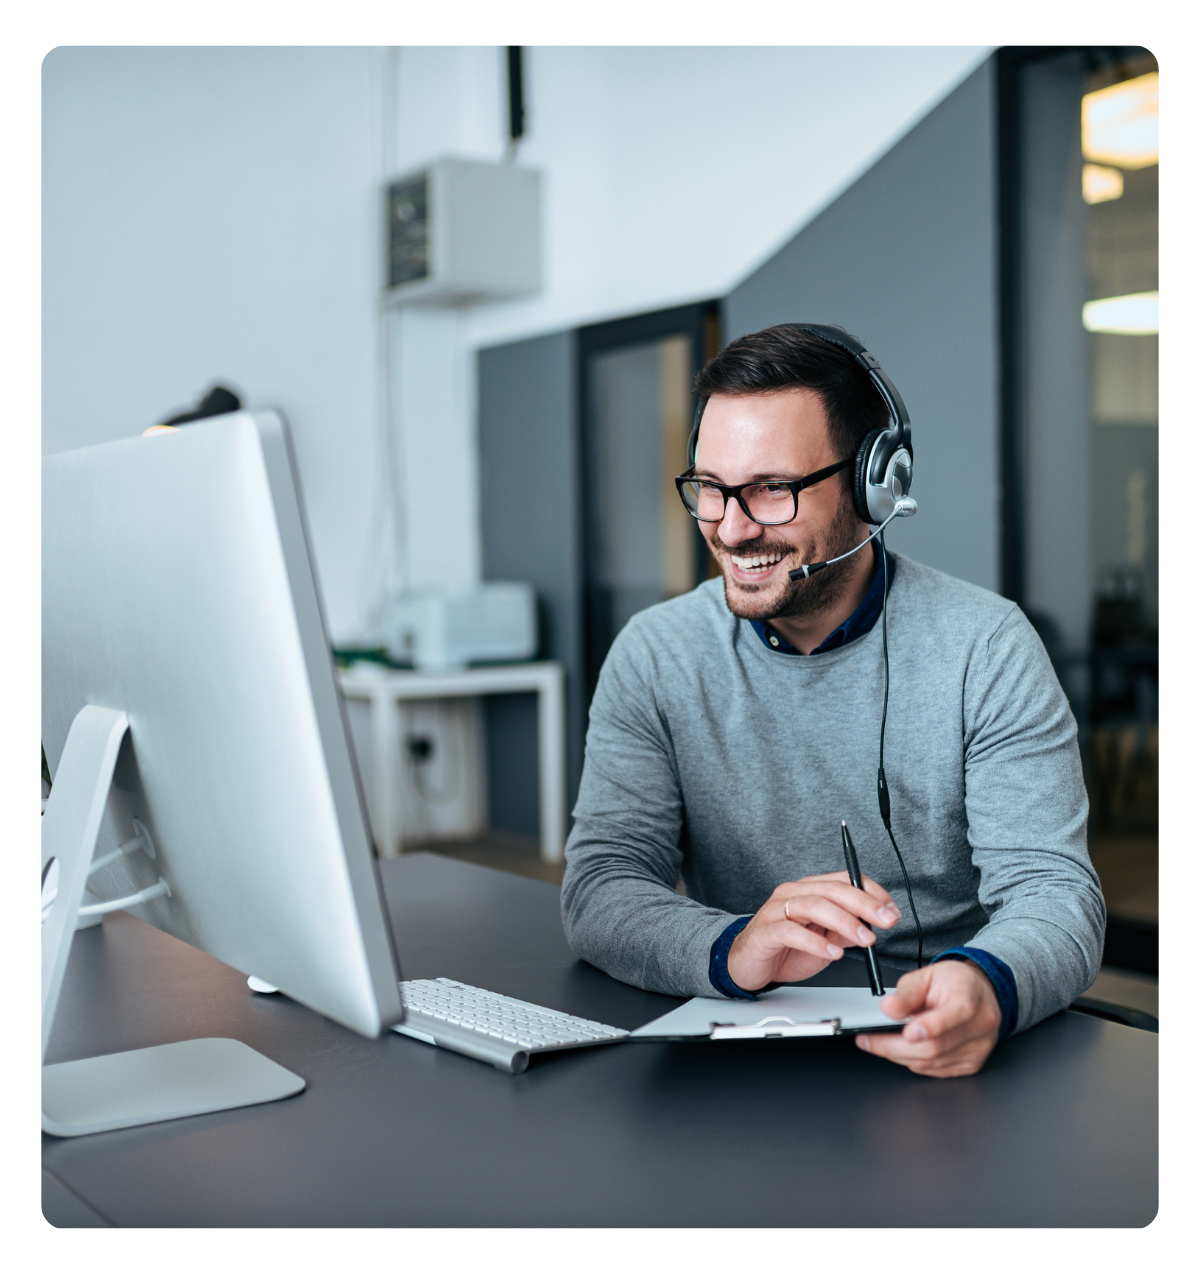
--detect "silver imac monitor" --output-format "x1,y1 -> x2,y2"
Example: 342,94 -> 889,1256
41,411 -> 405,1136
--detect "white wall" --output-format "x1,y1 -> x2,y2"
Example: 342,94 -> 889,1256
42,46 -> 386,642
460,46 -> 990,347
43,45 -> 988,640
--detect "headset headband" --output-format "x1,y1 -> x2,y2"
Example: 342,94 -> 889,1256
782,324 -> 911,452
687,323 -> 912,468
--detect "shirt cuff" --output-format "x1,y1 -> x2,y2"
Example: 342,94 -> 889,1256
933,946 -> 1019,1040
708,916 -> 758,999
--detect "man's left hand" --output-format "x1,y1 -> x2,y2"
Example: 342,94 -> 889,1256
856,959 -> 1002,1077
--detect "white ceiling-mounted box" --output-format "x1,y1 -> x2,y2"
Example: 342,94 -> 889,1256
384,157 -> 541,306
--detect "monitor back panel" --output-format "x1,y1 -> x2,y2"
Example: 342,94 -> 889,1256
42,414 -> 403,1037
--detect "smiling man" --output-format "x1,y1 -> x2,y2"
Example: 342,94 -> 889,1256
560,323 -> 1105,1078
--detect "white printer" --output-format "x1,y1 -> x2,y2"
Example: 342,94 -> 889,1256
381,582 -> 538,671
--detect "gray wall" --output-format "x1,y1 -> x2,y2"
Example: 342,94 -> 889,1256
478,332 -> 585,836
724,59 -> 1000,594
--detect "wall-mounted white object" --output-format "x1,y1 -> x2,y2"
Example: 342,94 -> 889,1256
385,157 -> 541,306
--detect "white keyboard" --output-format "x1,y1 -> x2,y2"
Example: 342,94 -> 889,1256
394,977 -> 629,1073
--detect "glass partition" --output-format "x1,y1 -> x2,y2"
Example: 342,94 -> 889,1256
1006,48 -> 1158,969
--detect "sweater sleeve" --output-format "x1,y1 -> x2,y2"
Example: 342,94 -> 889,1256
560,622 -> 744,998
958,606 -> 1105,1033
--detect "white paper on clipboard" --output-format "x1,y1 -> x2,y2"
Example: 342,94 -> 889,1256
630,984 -> 904,1040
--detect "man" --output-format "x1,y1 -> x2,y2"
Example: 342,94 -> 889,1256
561,324 -> 1104,1078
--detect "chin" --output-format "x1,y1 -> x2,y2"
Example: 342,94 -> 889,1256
720,574 -> 790,622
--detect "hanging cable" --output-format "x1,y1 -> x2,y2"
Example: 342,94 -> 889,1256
505,46 -> 525,162
361,47 -> 409,638
877,529 -> 923,967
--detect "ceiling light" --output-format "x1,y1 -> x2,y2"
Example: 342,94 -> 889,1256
1082,292 -> 1158,334
1082,163 -> 1124,204
1082,72 -> 1158,169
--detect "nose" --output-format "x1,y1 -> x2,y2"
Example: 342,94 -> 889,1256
718,493 -> 763,546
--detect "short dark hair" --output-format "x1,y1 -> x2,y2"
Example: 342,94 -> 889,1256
693,325 -> 889,481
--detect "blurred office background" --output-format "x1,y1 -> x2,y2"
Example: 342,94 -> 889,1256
42,46 -> 1156,1006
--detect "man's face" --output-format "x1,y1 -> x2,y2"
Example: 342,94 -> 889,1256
693,389 -> 867,622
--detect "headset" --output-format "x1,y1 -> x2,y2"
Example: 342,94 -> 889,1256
688,323 -> 925,966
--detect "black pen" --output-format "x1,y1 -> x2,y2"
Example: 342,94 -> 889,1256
841,820 -> 885,997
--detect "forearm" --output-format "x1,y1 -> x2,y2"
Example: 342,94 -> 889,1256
561,836 -> 737,997
962,908 -> 1104,1034
962,611 -> 1105,1034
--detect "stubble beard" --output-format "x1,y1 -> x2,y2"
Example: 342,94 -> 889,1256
712,493 -> 866,624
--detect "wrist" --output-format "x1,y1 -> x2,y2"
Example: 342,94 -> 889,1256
962,960 -> 1001,1016
709,916 -> 757,999
933,947 -> 1018,1040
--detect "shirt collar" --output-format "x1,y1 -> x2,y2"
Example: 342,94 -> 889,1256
749,541 -> 894,656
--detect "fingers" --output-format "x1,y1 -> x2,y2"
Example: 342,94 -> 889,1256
856,874 -> 896,906
776,879 -> 901,933
765,917 -> 847,961
856,1028 -> 991,1078
878,966 -> 935,1020
800,871 -> 895,907
779,893 -> 884,951
855,964 -> 1003,1078
731,868 -> 907,995
900,997 -> 981,1043
888,961 -> 1000,1040
857,1010 -> 994,1074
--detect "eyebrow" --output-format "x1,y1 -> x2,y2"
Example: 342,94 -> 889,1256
691,470 -> 801,483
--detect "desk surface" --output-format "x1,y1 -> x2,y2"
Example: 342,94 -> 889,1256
43,854 -> 1157,1227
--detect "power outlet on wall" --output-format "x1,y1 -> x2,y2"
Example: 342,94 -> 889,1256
344,696 -> 487,851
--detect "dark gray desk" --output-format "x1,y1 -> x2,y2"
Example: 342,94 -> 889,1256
43,853 -> 1157,1227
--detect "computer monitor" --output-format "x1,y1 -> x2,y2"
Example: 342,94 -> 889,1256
41,411 -> 404,1136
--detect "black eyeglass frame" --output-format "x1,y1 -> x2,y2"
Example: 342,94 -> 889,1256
674,457 -> 854,525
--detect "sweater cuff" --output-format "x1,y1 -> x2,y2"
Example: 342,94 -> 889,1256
709,916 -> 758,999
933,946 -> 1019,1040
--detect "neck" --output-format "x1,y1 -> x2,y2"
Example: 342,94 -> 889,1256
769,535 -> 877,655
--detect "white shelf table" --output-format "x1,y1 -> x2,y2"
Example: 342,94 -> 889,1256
337,661 -> 566,863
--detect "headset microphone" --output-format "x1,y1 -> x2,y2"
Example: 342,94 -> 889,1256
787,496 -> 918,579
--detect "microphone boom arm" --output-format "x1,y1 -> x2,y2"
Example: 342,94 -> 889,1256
788,497 -> 917,580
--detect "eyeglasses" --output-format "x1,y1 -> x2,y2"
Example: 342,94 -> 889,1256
674,458 -> 853,525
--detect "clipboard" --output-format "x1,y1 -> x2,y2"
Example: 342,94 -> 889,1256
629,985 -> 909,1042
706,1015 -> 895,1039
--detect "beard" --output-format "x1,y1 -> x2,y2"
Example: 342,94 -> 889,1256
712,494 -> 866,623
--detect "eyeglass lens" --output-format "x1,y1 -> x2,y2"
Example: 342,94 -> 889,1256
678,480 -> 796,524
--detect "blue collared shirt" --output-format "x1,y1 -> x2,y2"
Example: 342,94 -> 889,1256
748,540 -> 893,656
709,542 -> 1018,1039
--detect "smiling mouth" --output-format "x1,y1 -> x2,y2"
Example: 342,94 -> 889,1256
729,552 -> 784,576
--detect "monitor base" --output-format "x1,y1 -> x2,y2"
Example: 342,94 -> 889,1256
42,705 -> 306,1137
43,1037 -> 305,1137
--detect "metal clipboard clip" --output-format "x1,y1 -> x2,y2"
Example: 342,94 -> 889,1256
708,1015 -> 841,1040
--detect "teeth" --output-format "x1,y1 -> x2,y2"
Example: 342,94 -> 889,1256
732,553 -> 781,570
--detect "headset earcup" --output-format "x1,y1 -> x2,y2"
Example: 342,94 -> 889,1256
853,428 -> 886,523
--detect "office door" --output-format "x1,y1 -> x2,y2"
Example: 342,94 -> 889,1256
579,303 -> 719,697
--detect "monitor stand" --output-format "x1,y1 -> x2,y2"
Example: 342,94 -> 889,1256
42,704 -> 305,1138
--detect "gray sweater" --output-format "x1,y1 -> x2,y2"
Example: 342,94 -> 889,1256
561,555 -> 1104,1035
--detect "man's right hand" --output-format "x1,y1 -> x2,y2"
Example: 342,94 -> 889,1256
725,871 -> 901,992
